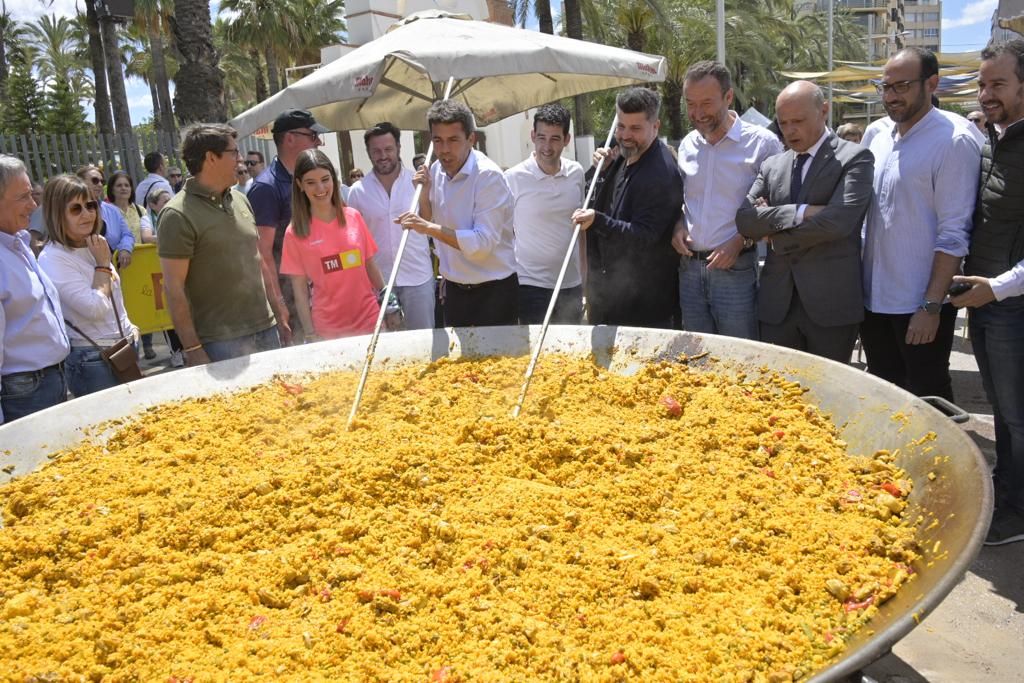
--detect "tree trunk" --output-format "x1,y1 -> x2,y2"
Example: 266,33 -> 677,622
251,49 -> 268,103
563,0 -> 589,134
148,77 -> 162,131
148,19 -> 176,141
536,0 -> 554,35
171,0 -> 226,124
85,0 -> 114,138
0,28 -> 8,97
265,48 -> 280,95
99,14 -> 133,137
662,79 -> 683,145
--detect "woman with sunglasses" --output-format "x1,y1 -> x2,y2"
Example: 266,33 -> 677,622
280,150 -> 384,341
38,175 -> 139,396
75,165 -> 135,269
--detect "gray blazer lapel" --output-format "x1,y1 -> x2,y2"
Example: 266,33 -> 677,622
797,134 -> 837,202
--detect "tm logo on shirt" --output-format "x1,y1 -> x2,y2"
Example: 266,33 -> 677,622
321,249 -> 363,273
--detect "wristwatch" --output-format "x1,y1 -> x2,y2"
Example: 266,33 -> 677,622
741,237 -> 755,250
920,300 -> 942,315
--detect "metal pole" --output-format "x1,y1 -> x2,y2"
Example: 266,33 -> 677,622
827,0 -> 834,128
716,0 -> 726,65
511,114 -> 619,419
346,77 -> 456,429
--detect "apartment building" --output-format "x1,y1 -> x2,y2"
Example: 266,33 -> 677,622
904,0 -> 941,53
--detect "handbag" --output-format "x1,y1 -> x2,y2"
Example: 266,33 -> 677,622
65,289 -> 144,384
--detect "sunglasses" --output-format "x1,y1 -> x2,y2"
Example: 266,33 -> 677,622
88,176 -> 104,185
290,130 -> 321,141
68,200 -> 99,216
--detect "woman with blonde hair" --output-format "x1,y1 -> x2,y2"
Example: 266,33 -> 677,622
38,174 -> 139,396
280,149 -> 384,341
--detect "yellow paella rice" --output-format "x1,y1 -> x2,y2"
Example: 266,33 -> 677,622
0,355 -> 921,682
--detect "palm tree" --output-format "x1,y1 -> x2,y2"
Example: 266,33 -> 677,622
26,15 -> 87,88
172,0 -> 227,123
133,0 -> 177,138
82,0 -> 115,138
98,8 -> 133,137
512,0 -> 555,34
0,0 -> 30,101
219,0 -> 298,96
212,17 -> 262,117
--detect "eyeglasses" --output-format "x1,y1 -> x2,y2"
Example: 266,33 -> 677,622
68,200 -> 99,216
289,130 -> 321,142
88,176 -> 104,185
220,147 -> 242,157
244,160 -> 260,166
872,78 -> 926,95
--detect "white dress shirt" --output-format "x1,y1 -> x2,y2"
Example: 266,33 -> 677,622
678,113 -> 784,250
862,107 -> 981,314
347,167 -> 434,287
429,150 -> 516,285
38,243 -> 138,346
504,154 -> 585,289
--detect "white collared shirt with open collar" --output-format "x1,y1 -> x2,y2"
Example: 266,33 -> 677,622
429,150 -> 516,285
862,107 -> 980,314
678,112 -> 783,251
347,166 -> 434,288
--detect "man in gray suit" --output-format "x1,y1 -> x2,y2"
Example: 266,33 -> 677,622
736,81 -> 873,362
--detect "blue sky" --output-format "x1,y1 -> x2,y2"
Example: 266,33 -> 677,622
6,0 -> 1002,125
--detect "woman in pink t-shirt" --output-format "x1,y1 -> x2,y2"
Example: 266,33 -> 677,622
280,150 -> 384,340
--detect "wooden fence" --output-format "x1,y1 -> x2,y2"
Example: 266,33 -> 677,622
0,131 -> 277,185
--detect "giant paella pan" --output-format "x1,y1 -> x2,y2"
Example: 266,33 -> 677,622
0,326 -> 992,681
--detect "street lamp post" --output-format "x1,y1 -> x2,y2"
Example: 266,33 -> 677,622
717,0 -> 725,64
827,0 -> 834,127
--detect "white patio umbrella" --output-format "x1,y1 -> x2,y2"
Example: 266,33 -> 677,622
228,10 -> 666,136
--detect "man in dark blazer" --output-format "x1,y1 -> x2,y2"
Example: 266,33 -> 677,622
572,87 -> 684,327
735,81 -> 873,362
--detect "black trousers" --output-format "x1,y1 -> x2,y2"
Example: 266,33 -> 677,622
442,273 -> 519,328
859,304 -> 958,401
759,289 -> 859,363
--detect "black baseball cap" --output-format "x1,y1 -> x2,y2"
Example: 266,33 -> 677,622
272,109 -> 328,135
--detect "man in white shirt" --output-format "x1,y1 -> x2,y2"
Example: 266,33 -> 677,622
860,47 -> 980,401
504,104 -> 585,324
348,122 -> 436,329
398,101 -> 517,327
135,151 -> 174,206
674,61 -> 784,339
951,39 -> 1024,545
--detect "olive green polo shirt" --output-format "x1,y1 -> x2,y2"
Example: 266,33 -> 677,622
157,178 -> 275,343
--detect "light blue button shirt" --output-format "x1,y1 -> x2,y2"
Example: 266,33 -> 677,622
862,108 -> 980,314
100,201 -> 135,253
0,230 -> 71,383
429,150 -> 516,285
678,113 -> 784,250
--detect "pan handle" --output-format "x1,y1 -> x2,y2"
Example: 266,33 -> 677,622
921,395 -> 970,424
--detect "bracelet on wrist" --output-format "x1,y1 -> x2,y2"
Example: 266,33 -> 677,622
94,265 -> 112,273
183,344 -> 203,353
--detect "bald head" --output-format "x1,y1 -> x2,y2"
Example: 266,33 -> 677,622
775,80 -> 829,153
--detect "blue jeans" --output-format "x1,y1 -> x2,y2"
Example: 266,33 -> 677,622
1,363 -> 67,423
970,296 -> 1024,514
395,279 -> 437,330
678,248 -> 758,339
67,345 -> 127,397
202,326 -> 281,363
518,284 -> 584,325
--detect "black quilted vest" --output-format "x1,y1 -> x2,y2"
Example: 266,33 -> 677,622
966,119 -> 1024,279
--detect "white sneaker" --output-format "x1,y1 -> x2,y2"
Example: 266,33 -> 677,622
170,350 -> 185,368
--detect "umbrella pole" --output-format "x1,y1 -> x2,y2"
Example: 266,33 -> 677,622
511,114 -> 619,418
347,77 -> 457,429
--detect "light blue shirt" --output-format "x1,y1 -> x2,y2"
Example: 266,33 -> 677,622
862,108 -> 980,314
100,201 -> 134,253
429,150 -> 516,285
135,173 -> 173,207
678,113 -> 784,250
0,230 -> 71,419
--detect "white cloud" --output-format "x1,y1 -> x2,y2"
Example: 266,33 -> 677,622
942,0 -> 999,30
6,0 -> 80,21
